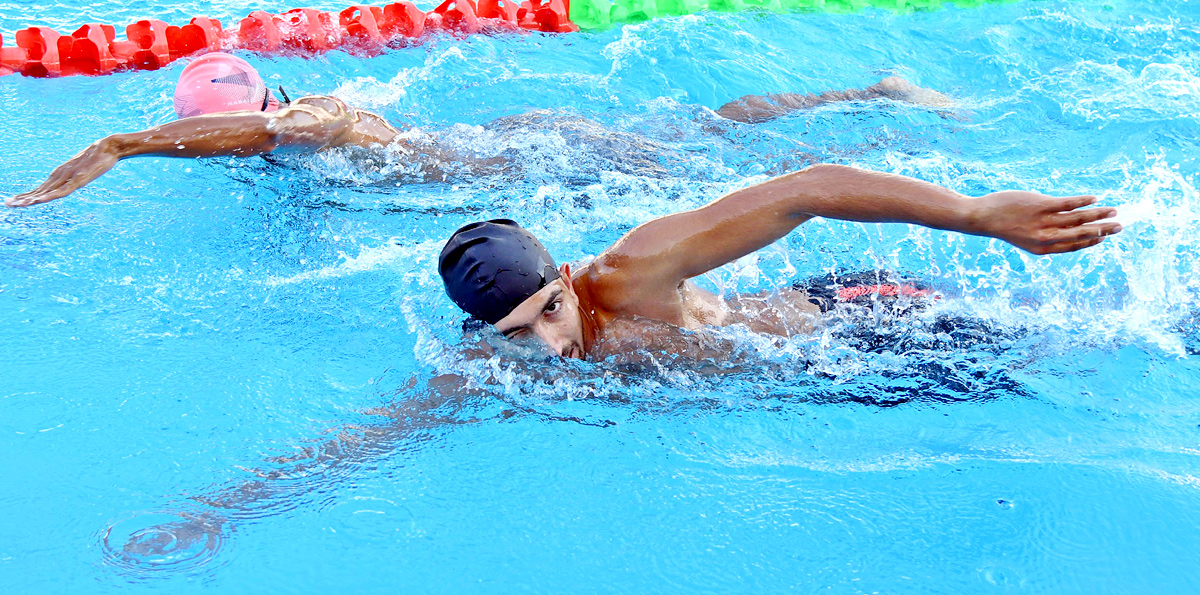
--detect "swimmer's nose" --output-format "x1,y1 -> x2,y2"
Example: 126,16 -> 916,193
534,330 -> 571,359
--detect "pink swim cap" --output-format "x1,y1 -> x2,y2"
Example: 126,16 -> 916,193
173,52 -> 281,118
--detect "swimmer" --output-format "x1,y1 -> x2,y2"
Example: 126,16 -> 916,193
7,52 -> 953,208
439,165 -> 1123,361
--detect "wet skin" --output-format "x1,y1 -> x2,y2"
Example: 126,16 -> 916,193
486,164 -> 1123,361
8,77 -> 955,207
494,267 -> 825,361
3,80 -> 1123,360
6,95 -> 482,207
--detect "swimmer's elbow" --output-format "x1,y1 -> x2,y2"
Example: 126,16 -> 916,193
760,164 -> 862,219
787,164 -> 863,197
102,133 -> 144,160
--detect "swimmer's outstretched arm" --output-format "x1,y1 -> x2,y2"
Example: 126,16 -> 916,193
7,98 -> 381,208
715,76 -> 953,123
602,164 -> 1121,295
112,369 -> 609,559
112,374 -> 477,559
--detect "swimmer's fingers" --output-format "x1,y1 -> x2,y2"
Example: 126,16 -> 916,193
6,193 -> 32,208
1047,194 -> 1098,213
7,145 -> 119,207
1055,221 -> 1123,242
8,187 -> 64,207
7,175 -> 66,207
1051,206 -> 1118,227
8,184 -> 70,207
1039,236 -> 1108,254
1029,222 -> 1122,254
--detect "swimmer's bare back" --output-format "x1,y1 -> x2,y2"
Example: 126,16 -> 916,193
6,96 -> 404,207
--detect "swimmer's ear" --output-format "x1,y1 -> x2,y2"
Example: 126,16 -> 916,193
559,263 -> 574,293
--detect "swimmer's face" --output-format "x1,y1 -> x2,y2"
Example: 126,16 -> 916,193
493,265 -> 586,360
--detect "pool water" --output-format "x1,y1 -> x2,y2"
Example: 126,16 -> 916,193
3,0 -> 1200,592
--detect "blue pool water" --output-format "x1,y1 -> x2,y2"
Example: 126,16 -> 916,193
3,0 -> 1200,592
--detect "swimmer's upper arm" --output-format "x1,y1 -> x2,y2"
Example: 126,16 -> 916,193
104,112 -> 280,158
607,164 -> 972,286
267,98 -> 358,151
104,96 -> 356,159
602,171 -> 819,288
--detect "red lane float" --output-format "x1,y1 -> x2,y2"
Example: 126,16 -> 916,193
176,18 -> 225,55
428,0 -> 483,33
340,5 -> 387,48
1,1 -> 576,78
126,20 -> 172,69
0,33 -> 22,76
522,0 -> 578,33
277,8 -> 343,52
480,0 -> 521,27
14,27 -> 63,77
385,2 -> 429,38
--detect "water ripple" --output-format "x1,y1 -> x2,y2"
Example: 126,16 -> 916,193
100,512 -> 227,581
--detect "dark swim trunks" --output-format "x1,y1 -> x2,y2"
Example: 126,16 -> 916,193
795,271 -> 1006,355
794,271 -> 937,314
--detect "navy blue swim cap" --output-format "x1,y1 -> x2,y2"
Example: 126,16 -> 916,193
439,219 -> 562,325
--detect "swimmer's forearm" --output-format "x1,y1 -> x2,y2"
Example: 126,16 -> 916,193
107,114 -> 280,159
716,93 -> 822,123
764,164 -> 973,231
767,164 -> 1120,254
716,78 -> 951,123
6,117 -> 281,207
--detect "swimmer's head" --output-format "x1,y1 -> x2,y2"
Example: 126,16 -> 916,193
173,52 -> 281,118
439,220 -> 586,359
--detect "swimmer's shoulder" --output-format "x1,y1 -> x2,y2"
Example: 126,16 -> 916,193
573,256 -> 674,323
284,95 -> 352,117
282,96 -> 402,144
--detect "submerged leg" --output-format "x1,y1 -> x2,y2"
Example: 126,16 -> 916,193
715,76 -> 953,123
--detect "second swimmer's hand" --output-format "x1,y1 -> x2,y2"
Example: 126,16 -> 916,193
6,138 -> 121,208
970,191 -> 1122,255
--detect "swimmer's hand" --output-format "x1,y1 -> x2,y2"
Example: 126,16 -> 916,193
7,137 -> 121,207
122,513 -> 224,557
970,191 -> 1122,255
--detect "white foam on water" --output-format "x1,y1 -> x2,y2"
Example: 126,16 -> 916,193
332,45 -> 474,111
263,238 -> 431,287
1053,61 -> 1200,123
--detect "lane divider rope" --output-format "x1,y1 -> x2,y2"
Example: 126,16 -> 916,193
0,0 -> 575,78
0,0 -> 1006,78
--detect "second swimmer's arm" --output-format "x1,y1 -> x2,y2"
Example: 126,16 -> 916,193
7,103 -> 355,208
716,77 -> 952,124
